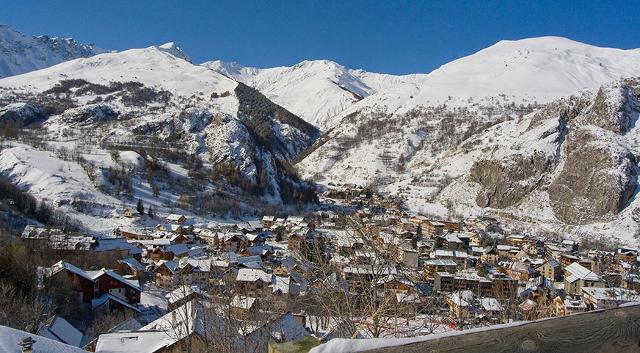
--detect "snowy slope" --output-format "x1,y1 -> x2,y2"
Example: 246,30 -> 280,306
203,59 -> 415,129
0,24 -> 106,78
0,42 -> 319,213
0,43 -> 237,111
298,37 -> 640,245
300,36 -> 640,182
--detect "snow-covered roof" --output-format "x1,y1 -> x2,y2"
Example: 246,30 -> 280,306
37,316 -> 84,348
480,297 -> 503,312
231,295 -> 257,309
582,287 -> 640,302
95,330 -> 175,353
91,293 -> 141,313
236,268 -> 272,283
0,325 -> 89,353
86,269 -> 141,291
166,213 -> 186,221
565,262 -> 601,283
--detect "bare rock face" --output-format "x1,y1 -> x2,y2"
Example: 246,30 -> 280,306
469,152 -> 553,208
548,127 -> 637,224
578,82 -> 639,134
0,102 -> 43,127
469,79 -> 639,225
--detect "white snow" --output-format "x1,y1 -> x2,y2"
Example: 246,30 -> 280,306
0,325 -> 89,353
0,24 -> 107,78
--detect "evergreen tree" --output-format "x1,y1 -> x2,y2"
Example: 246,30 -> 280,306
147,205 -> 154,219
136,198 -> 144,214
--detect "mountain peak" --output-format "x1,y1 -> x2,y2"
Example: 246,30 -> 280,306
0,24 -> 107,78
155,42 -> 191,62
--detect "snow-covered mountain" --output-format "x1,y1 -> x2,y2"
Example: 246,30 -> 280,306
0,24 -> 107,78
300,37 -> 640,181
203,59 -> 414,129
297,36 -> 640,244
0,42 -> 319,232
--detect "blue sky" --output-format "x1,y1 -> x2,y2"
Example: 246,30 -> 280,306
2,0 -> 638,74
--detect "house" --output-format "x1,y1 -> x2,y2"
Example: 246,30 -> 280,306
433,249 -> 468,268
424,259 -> 458,277
236,268 -> 273,296
153,259 -> 210,289
564,262 -> 604,296
445,290 -> 474,318
45,261 -> 141,305
506,261 -> 537,281
398,247 -> 419,268
91,293 -> 141,317
425,221 -> 445,236
219,233 -> 250,252
537,259 -> 562,282
262,216 -> 275,228
481,247 -> 499,264
166,285 -> 212,310
616,248 -> 638,264
287,232 -> 305,252
123,208 -> 135,218
559,253 -> 580,267
479,297 -> 503,321
117,257 -> 146,278
563,298 -> 588,315
0,325 -> 90,353
230,295 -> 259,318
166,213 -> 187,224
581,287 -> 640,309
37,315 -> 85,348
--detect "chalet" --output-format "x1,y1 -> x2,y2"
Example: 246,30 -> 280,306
397,247 -> 419,268
36,315 -> 84,348
562,298 -> 588,315
287,232 -> 305,252
496,245 -> 516,259
489,272 -> 519,298
376,274 -> 413,294
95,237 -> 143,260
154,259 -> 210,289
445,290 -> 474,318
441,233 -> 463,250
425,221 -> 445,236
424,259 -> 458,277
91,293 -> 141,317
506,261 -> 537,281
564,262 -> 604,296
123,208 -> 135,218
559,253 -> 580,267
262,215 -> 275,228
95,300 -> 307,353
433,249 -> 469,268
537,259 -> 562,282
481,247 -> 499,264
230,295 -> 259,318
117,257 -> 146,278
236,268 -> 273,296
166,213 -> 187,224
616,248 -> 638,264
155,223 -> 192,235
581,287 -> 640,309
479,297 -> 504,322
166,285 -> 212,310
45,261 -> 141,305
443,221 -> 462,233
219,232 -> 250,252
